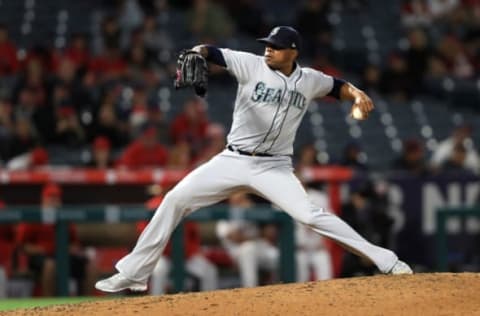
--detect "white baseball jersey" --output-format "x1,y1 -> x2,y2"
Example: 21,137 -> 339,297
220,49 -> 334,156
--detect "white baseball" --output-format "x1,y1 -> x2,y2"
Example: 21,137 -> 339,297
352,106 -> 365,120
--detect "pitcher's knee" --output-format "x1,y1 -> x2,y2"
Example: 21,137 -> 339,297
163,189 -> 188,209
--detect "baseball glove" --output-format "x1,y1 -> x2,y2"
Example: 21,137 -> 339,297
174,49 -> 208,97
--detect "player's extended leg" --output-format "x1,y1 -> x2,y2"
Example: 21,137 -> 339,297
96,153 -> 248,292
250,167 -> 408,274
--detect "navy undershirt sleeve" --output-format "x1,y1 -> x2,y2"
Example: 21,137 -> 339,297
327,78 -> 347,99
205,45 -> 227,67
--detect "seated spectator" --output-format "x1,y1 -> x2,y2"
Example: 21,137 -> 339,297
380,52 -> 414,101
360,64 -> 382,96
142,15 -> 173,53
193,123 -> 226,166
216,192 -> 279,287
425,53 -> 449,80
439,143 -> 476,175
125,43 -> 159,87
92,102 -> 129,148
436,35 -> 475,79
138,193 -> 218,294
405,28 -> 431,93
167,141 -> 192,170
145,101 -> 167,143
431,125 -> 479,174
54,102 -> 86,147
89,47 -> 127,82
392,139 -> 429,175
14,87 -> 39,122
50,58 -> 95,118
127,82 -> 158,136
16,183 -> 96,296
64,33 -> 91,71
170,97 -> 209,155
93,16 -> 121,55
116,124 -> 168,169
14,56 -> 48,107
86,136 -> 114,169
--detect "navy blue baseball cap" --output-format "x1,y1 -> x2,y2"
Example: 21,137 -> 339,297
257,26 -> 301,50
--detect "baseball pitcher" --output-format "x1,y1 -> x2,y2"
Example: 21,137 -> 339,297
96,26 -> 412,293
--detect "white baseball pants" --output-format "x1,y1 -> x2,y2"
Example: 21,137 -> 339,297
116,150 -> 398,283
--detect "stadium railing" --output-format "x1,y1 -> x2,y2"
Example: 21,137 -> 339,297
0,205 -> 295,297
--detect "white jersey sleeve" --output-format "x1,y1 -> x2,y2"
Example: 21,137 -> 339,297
220,48 -> 262,84
304,68 -> 335,99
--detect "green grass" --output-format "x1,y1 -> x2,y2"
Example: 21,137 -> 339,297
0,297 -> 104,311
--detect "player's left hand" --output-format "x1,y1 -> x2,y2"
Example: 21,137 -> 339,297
351,92 -> 374,118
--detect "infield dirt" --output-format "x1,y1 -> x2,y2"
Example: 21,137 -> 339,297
2,273 -> 479,316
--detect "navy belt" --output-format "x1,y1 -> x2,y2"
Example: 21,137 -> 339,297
227,145 -> 273,157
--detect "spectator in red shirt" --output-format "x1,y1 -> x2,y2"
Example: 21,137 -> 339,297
91,101 -> 129,148
193,123 -> 226,166
167,141 -> 193,170
64,33 -> 91,70
116,124 -> 168,169
0,24 -> 19,75
16,183 -> 95,296
137,193 -> 218,294
170,97 -> 209,155
89,47 -> 127,82
86,136 -> 114,169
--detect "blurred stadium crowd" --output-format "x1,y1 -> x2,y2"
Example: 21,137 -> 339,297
0,0 -> 479,297
0,0 -> 477,171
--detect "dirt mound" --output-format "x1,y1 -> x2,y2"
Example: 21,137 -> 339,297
4,273 -> 480,316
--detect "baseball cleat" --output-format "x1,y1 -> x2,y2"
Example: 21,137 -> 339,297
389,260 -> 413,275
95,273 -> 147,293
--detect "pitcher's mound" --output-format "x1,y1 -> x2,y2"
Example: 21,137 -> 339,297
6,273 -> 480,316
